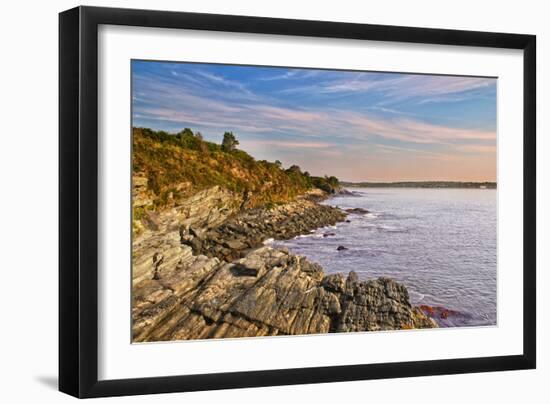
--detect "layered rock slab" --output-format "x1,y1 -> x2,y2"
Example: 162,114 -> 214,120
132,246 -> 436,342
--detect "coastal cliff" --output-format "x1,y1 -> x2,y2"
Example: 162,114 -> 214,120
132,185 -> 436,342
131,128 -> 437,342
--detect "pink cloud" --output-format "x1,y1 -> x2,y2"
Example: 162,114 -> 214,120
242,139 -> 334,149
342,113 -> 495,144
252,106 -> 325,123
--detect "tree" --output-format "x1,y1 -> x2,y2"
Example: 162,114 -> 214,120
274,160 -> 282,168
288,165 -> 301,173
221,131 -> 239,152
194,131 -> 203,140
327,175 -> 339,187
175,128 -> 200,150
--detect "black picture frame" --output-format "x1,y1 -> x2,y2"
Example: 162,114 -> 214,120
59,5 -> 536,398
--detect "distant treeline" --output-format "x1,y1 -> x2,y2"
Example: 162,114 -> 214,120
341,181 -> 497,189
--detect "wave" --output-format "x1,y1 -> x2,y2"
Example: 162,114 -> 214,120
358,222 -> 407,233
295,233 -> 324,239
408,290 -> 425,303
378,224 -> 406,232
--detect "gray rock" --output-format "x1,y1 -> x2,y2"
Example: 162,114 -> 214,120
223,239 -> 248,250
322,273 -> 346,293
345,207 -> 370,214
132,246 -> 436,342
188,226 -> 202,239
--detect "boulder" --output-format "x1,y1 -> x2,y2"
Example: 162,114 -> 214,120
345,207 -> 370,214
322,273 -> 346,293
223,239 -> 248,250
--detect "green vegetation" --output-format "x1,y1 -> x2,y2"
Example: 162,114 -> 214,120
221,131 -> 239,152
341,181 -> 497,189
311,176 -> 340,194
133,127 -> 340,215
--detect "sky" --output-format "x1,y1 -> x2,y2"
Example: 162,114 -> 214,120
132,60 -> 497,182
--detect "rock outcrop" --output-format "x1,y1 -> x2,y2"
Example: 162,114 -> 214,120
133,185 -> 244,238
182,198 -> 347,262
132,187 -> 436,343
345,207 -> 370,214
133,245 -> 436,342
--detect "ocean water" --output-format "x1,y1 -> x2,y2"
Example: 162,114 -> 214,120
272,188 -> 497,327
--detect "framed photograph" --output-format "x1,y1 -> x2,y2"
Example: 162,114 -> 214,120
59,6 -> 536,398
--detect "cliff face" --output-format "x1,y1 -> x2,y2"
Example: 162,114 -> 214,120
133,245 -> 435,342
133,181 -> 243,237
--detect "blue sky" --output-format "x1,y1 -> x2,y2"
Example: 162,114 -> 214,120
132,60 -> 497,182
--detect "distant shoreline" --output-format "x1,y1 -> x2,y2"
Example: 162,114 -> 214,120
340,181 -> 497,189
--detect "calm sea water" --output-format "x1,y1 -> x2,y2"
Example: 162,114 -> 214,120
272,188 -> 497,327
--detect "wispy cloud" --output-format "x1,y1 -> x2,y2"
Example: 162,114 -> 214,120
366,105 -> 418,116
253,106 -> 324,123
243,139 -> 335,149
135,89 -> 495,148
259,69 -> 320,81
132,61 -> 497,181
280,73 -> 495,106
259,70 -> 299,81
195,70 -> 257,98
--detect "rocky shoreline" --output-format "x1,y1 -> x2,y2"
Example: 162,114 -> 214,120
180,197 -> 347,262
132,186 -> 437,342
